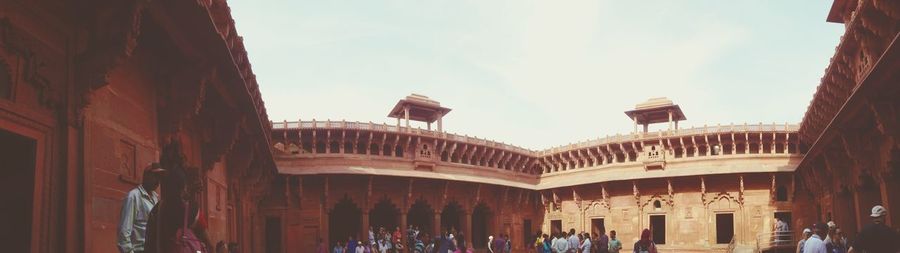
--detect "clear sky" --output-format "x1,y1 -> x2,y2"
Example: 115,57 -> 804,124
229,1 -> 845,150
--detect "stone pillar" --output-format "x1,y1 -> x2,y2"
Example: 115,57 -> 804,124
434,212 -> 442,236
427,122 -> 432,130
879,176 -> 900,227
834,191 -> 858,236
322,209 -> 330,247
437,116 -> 443,132
464,210 -> 473,243
400,212 -> 408,247
668,110 -> 674,130
362,211 -> 370,242
404,106 -> 410,129
633,118 -> 638,134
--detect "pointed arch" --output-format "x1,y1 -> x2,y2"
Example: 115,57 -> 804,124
369,196 -> 400,231
329,195 -> 362,246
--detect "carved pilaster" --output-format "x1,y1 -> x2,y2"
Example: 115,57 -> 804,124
738,175 -> 745,205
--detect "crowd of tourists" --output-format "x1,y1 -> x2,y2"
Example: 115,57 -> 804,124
796,205 -> 898,253
319,226 -> 493,253
116,142 -> 237,253
532,227 -> 644,253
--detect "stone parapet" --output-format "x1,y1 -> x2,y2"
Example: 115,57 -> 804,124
272,120 -> 802,189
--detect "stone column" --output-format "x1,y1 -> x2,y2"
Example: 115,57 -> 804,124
362,211 -> 370,242
400,212 -> 408,248
668,110 -> 673,130
437,116 -> 443,132
434,212 -> 442,236
322,209 -> 330,247
404,106 -> 410,129
464,210 -> 473,242
879,176 -> 900,227
633,118 -> 638,134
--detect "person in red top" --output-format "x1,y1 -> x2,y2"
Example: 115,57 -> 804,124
393,227 -> 403,251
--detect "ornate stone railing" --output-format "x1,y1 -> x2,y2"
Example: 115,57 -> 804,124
272,120 -> 540,175
538,123 -> 798,155
537,123 -> 800,174
272,120 -> 801,178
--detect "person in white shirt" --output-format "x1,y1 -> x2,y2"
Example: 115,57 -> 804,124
581,233 -> 592,253
803,223 -> 828,253
567,230 -> 580,253
552,233 -> 569,253
355,241 -> 365,253
117,165 -> 160,253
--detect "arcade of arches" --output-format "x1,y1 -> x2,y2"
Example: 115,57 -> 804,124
262,175 -> 515,249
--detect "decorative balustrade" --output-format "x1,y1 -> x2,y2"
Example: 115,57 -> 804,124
272,121 -> 801,176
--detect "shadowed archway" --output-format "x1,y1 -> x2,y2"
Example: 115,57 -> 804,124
408,199 -> 434,236
329,195 -> 362,246
472,202 -> 493,249
441,201 -> 463,234
370,197 -> 400,231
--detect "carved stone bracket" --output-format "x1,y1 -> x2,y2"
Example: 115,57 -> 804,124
701,177 -> 707,205
76,0 -> 152,118
667,179 -> 674,207
868,100 -> 899,140
633,181 -> 641,206
572,187 -> 582,210
600,184 -> 611,210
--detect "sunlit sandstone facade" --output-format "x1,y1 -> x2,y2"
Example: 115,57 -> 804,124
267,96 -> 802,252
263,0 -> 900,250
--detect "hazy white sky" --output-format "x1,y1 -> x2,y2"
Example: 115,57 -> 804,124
230,1 -> 845,150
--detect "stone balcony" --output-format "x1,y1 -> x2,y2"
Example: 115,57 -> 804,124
272,121 -> 803,189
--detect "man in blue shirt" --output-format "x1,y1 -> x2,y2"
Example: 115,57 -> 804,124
117,164 -> 160,253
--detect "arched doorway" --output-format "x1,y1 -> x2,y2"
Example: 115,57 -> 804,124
441,201 -> 463,235
329,195 -> 362,246
370,197 -> 400,232
408,199 -> 434,236
472,203 -> 492,249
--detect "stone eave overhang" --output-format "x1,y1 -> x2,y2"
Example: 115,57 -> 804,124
797,33 -> 900,171
158,0 -> 277,171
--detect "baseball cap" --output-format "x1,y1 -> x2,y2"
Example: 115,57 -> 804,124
871,205 -> 887,218
803,228 -> 812,234
827,221 -> 836,228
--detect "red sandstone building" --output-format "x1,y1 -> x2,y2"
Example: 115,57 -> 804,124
0,0 -> 899,253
